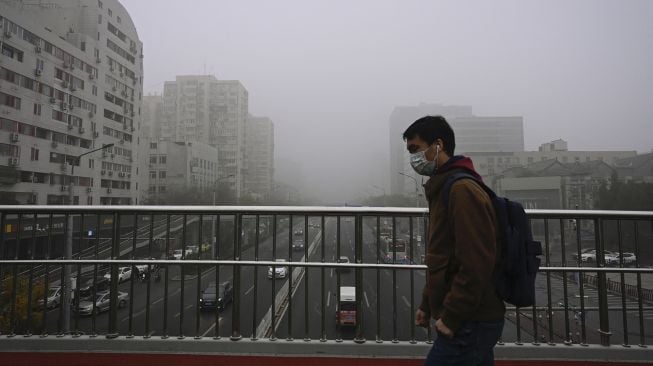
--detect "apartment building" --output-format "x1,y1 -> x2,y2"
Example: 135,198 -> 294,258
244,115 -> 274,199
0,0 -> 143,205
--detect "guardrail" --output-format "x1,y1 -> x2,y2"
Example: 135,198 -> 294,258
0,206 -> 651,363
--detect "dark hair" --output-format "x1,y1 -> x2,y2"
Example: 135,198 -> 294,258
402,115 -> 455,156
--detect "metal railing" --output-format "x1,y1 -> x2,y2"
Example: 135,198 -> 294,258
0,206 -> 651,360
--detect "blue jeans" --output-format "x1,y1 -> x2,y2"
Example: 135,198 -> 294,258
424,319 -> 504,366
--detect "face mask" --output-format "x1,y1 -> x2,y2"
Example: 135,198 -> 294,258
409,145 -> 439,176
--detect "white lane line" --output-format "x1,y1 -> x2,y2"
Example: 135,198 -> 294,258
185,304 -> 194,311
245,285 -> 254,296
401,296 -> 411,308
200,317 -> 223,337
330,269 -> 333,278
364,291 -> 370,308
326,291 -> 331,307
152,288 -> 181,306
174,312 -> 180,318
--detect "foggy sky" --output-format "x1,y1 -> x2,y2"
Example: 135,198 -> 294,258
120,0 -> 653,203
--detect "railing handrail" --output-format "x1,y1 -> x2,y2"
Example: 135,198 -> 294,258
1,205 -> 652,219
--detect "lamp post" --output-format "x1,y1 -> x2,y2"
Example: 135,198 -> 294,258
398,172 -> 420,207
62,143 -> 113,334
212,174 -> 235,206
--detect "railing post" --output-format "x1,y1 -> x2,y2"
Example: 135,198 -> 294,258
107,212 -> 120,338
595,218 -> 611,346
354,214 -> 365,344
231,213 -> 242,340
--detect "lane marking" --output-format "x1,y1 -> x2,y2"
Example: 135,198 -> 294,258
326,291 -> 331,307
245,285 -> 254,296
330,269 -> 333,278
200,317 -> 223,337
364,291 -> 370,308
401,296 -> 411,308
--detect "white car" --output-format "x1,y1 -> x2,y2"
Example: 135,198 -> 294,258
617,252 -> 637,265
74,290 -> 129,316
103,267 -> 132,283
267,259 -> 288,279
172,249 -> 183,260
37,286 -> 71,309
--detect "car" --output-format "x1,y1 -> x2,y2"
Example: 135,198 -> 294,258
604,251 -> 619,266
77,276 -> 110,300
336,256 -> 350,272
74,290 -> 129,316
294,229 -> 303,235
37,286 -> 67,309
172,249 -> 183,260
267,259 -> 289,279
103,267 -> 132,283
292,239 -> 305,251
199,281 -> 233,311
617,252 -> 637,265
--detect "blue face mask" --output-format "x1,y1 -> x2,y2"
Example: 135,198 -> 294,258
409,145 -> 439,176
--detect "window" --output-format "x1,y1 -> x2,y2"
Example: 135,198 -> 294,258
0,92 -> 21,109
98,0 -> 103,8
30,147 -> 39,161
149,171 -> 156,179
159,171 -> 166,179
150,142 -> 157,149
108,9 -> 112,17
36,59 -> 44,71
117,16 -> 122,24
88,159 -> 94,169
149,156 -> 157,164
1,44 -> 23,62
92,85 -> 98,96
159,156 -> 166,164
33,103 -> 41,115
158,186 -> 166,193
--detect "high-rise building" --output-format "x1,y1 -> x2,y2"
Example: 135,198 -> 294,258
160,75 -> 248,199
0,0 -> 143,205
141,94 -> 163,139
244,115 -> 274,200
451,116 -> 524,153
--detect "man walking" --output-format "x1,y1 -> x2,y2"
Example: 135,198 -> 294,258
404,116 -> 505,365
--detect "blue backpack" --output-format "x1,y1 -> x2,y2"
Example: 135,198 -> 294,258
442,172 -> 543,307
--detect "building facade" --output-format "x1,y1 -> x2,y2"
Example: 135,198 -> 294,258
160,75 -> 248,199
244,115 -> 273,200
0,0 -> 143,205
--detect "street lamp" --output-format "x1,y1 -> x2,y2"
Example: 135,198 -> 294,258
398,172 -> 420,207
212,174 -> 235,205
62,143 -> 113,334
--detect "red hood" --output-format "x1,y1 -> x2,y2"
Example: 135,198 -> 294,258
434,156 -> 483,182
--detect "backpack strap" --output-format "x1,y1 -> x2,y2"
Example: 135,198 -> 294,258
441,172 -> 496,209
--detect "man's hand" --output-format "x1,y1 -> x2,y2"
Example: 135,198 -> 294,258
435,318 -> 454,338
415,309 -> 429,328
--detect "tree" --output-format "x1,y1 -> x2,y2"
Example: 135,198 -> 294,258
0,275 -> 45,334
595,175 -> 653,210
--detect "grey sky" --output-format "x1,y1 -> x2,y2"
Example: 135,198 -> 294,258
121,0 -> 653,203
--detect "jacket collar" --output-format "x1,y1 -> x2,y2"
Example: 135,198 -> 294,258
423,156 -> 482,202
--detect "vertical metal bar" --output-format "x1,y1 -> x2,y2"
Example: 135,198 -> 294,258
409,216 -> 416,344
391,216 -> 398,343
575,217 -> 587,345
128,213 -> 137,338
179,214 -> 187,338
91,213 -> 100,337
162,214 -> 171,339
107,212 -> 120,338
304,215 -> 309,341
41,213 -> 53,337
354,214 -> 364,343
335,216 -> 341,342
595,218 -> 611,346
287,214 -> 293,341
616,219 -> 629,346
634,221 -> 645,347
231,213 -> 242,340
214,214 -> 221,339
26,213 -> 37,337
320,215 -> 326,342
270,215 -> 276,340
195,214 -> 203,339
252,214 -> 259,340
145,213 -> 154,338
560,219 -> 571,345
72,214 -> 84,337
543,219 -> 553,344
376,215 -> 381,343
9,214 -> 22,336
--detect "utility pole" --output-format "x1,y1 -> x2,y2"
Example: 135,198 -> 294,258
62,143 -> 113,334
398,172 -> 420,207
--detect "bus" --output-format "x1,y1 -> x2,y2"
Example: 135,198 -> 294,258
382,237 -> 410,264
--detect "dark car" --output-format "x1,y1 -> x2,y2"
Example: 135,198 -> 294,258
336,256 -> 350,272
77,276 -> 110,300
199,281 -> 233,311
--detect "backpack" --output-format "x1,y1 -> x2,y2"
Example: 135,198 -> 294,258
441,172 -> 543,307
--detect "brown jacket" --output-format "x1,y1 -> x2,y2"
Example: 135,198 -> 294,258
419,162 -> 505,332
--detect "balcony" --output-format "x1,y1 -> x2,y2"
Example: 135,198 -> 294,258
0,206 -> 651,365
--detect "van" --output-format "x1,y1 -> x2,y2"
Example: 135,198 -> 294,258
335,286 -> 356,327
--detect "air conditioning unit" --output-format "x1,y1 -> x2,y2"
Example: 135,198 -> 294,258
102,151 -> 107,157
35,69 -> 42,77
70,86 -> 76,92
61,103 -> 68,111
60,163 -> 67,171
4,30 -> 12,38
96,57 -> 101,64
69,104 -> 74,110
93,132 -> 100,138
121,91 -> 127,97
88,111 -> 94,118
119,72 -> 124,78
89,74 -> 95,80
51,141 -> 58,148
8,157 -> 18,166
107,188 -> 112,194
123,124 -> 128,130
60,185 -> 68,192
49,97 -> 56,104
112,86 -> 117,92
118,172 -> 125,177
101,170 -> 106,175
78,127 -> 85,134
10,133 -> 19,142
61,81 -> 69,88
86,187 -> 92,193
67,123 -> 74,130
63,63 -> 70,69
108,170 -> 113,176
119,139 -> 124,145
110,153 -> 115,159
70,64 -> 75,71
35,46 -> 41,53
127,173 -> 131,179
